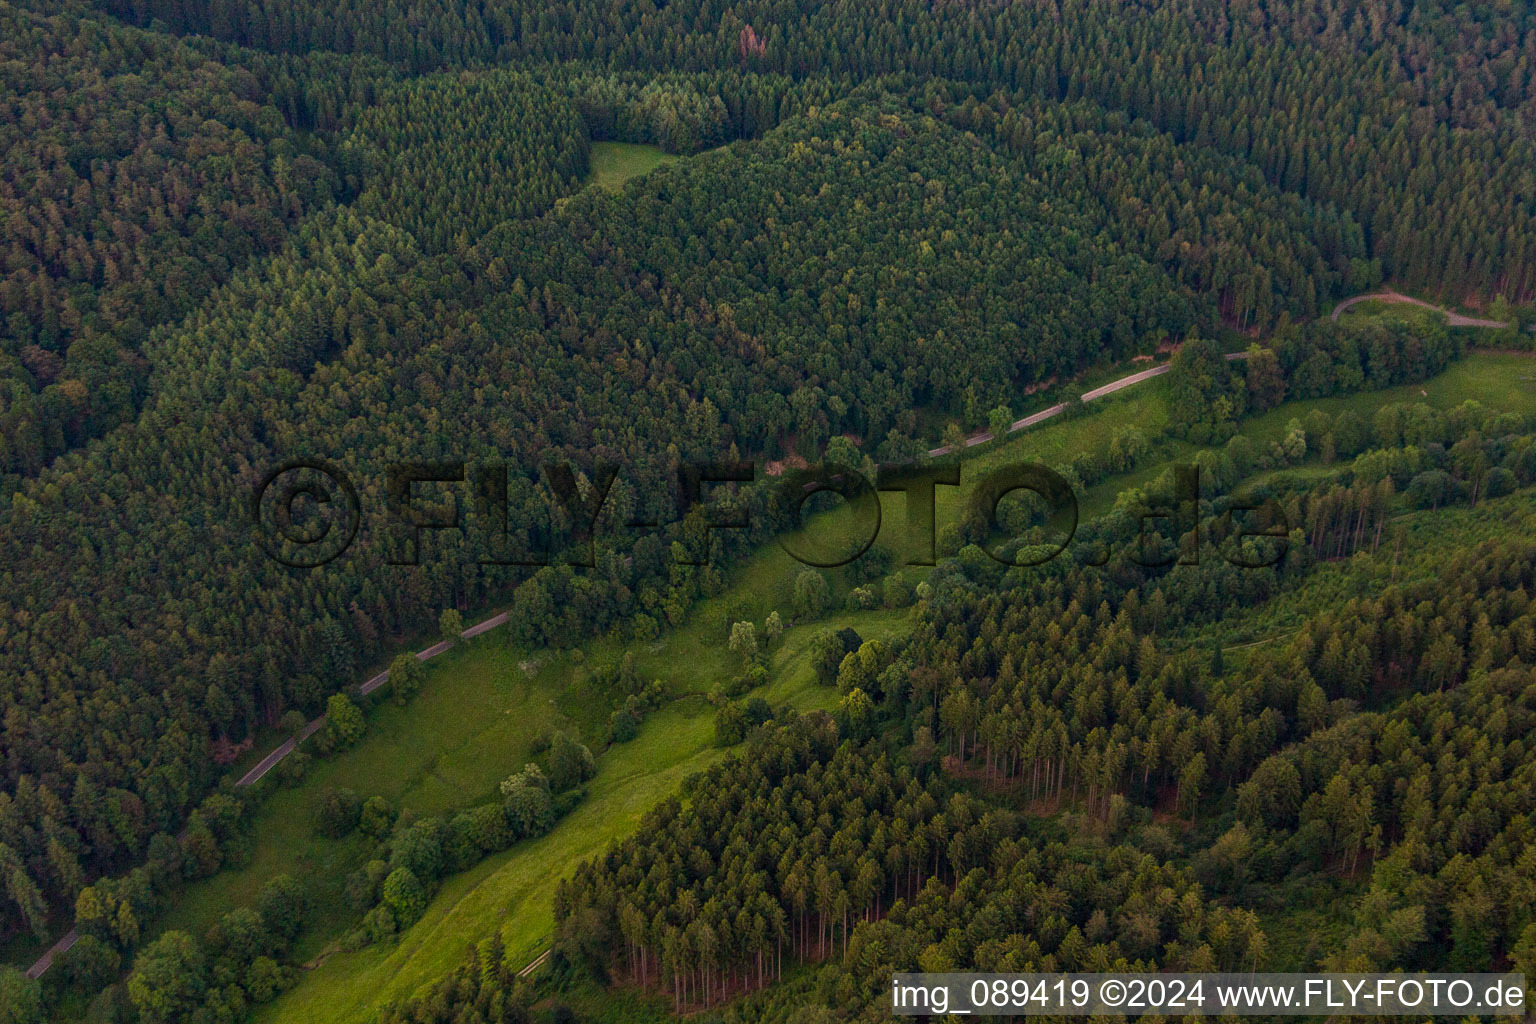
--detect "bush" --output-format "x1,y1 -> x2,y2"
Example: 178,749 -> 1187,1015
608,707 -> 640,743
714,702 -> 746,746
1482,466 -> 1517,499
146,832 -> 183,882
381,868 -> 427,930
256,875 -> 309,947
276,749 -> 308,786
502,765 -> 555,838
444,814 -> 482,873
1407,469 -> 1458,509
53,934 -> 120,995
126,932 -> 205,1024
317,787 -> 362,838
389,820 -> 445,881
388,653 -> 425,705
882,573 -> 914,608
358,795 -> 395,839
742,697 -> 774,729
547,732 -> 595,792
810,627 -> 862,685
245,955 -> 287,1003
361,904 -> 397,943
727,620 -> 758,664
0,967 -> 42,1023
468,802 -> 514,853
731,664 -> 768,697
345,860 -> 390,914
180,825 -> 221,880
552,789 -> 584,818
792,569 -> 831,617
323,693 -> 365,750
845,584 -> 880,610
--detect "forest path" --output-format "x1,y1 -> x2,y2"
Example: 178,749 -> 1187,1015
1330,290 -> 1511,328
25,610 -> 516,979
21,346 -> 1252,980
926,353 -> 1247,457
26,290 -> 1486,980
518,949 -> 550,977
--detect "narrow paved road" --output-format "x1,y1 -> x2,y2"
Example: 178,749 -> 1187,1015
24,291 -> 1471,980
26,608 -> 516,979
28,351 -> 1216,979
24,930 -> 78,980
1331,290 -> 1512,328
927,352 -> 1247,457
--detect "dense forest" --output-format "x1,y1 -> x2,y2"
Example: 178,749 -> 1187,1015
76,0 -> 1536,303
1,0 -> 1534,1020
538,421 -> 1536,1019
380,411 -> 1536,1023
0,38 -> 1390,949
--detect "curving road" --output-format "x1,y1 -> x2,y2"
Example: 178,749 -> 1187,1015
1330,290 -> 1512,329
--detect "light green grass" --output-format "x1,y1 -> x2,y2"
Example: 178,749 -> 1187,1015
917,351 -> 1535,530
152,644 -> 571,954
1335,299 -> 1437,327
1238,351 -> 1536,441
134,349 -> 1536,1021
1070,351 -> 1536,518
253,607 -> 908,1024
586,142 -> 679,191
136,471 -> 906,987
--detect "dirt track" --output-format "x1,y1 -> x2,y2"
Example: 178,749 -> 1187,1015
1330,290 -> 1510,328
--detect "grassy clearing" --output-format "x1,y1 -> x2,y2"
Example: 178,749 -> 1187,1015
252,606 -> 909,1024
586,142 -> 679,191
153,643 -> 572,955
1069,351 -> 1536,518
142,473 -> 904,985
1239,351 -> 1536,439
914,345 -> 1535,530
1335,299 -> 1441,328
143,347 -> 1534,1021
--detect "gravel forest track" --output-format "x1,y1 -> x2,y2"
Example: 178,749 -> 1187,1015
25,291 -> 1493,980
1330,290 -> 1511,328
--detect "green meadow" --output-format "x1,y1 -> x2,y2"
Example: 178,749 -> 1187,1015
141,339 -> 1533,1023
252,607 -> 909,1024
585,142 -> 680,191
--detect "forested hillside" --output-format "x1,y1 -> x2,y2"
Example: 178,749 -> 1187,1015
534,419 -> 1536,1021
80,0 -> 1536,303
344,72 -> 588,253
1,0 -> 1534,1020
0,64 -> 1385,950
384,413 -> 1536,1023
0,2 -> 343,473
